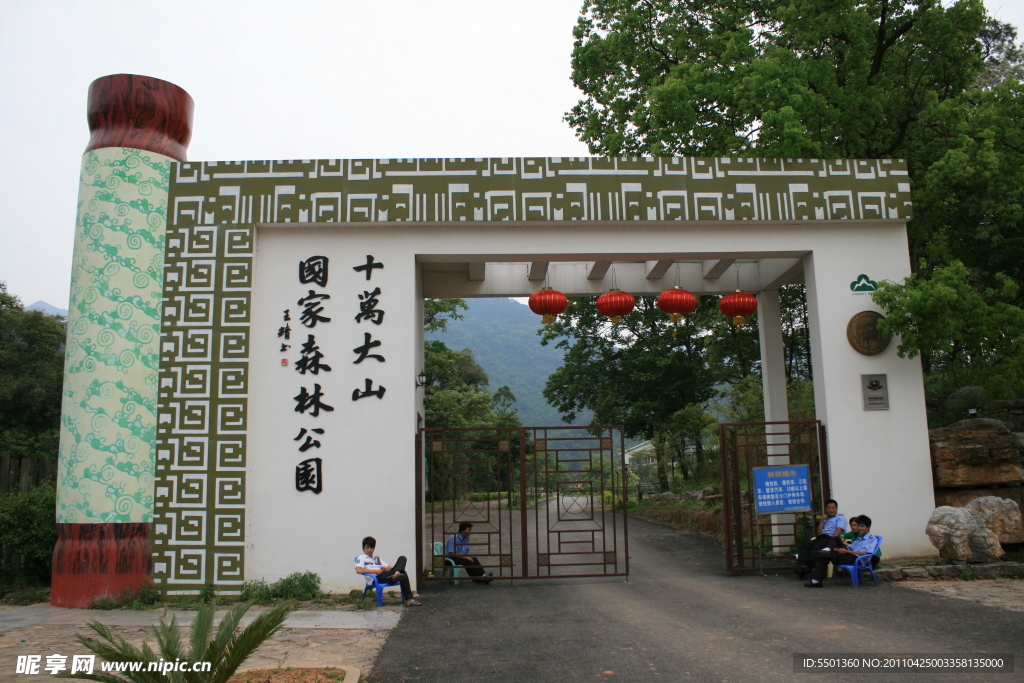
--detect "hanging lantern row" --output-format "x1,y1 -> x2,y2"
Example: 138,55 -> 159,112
527,286 -> 757,330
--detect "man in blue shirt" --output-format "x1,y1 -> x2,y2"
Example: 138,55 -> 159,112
804,515 -> 879,587
444,522 -> 492,584
795,499 -> 848,578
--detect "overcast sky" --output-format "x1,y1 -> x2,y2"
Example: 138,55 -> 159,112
1,0 -> 1021,309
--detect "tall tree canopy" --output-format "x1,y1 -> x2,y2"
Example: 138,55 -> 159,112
568,0 -> 1024,421
569,0 -> 987,159
542,296 -> 723,439
0,283 -> 66,460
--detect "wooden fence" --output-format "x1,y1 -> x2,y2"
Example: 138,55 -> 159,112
0,455 -> 55,494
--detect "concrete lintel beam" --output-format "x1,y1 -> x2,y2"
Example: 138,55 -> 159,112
423,261 -> 779,298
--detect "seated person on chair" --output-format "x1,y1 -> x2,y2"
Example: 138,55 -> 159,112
444,522 -> 492,584
795,499 -> 847,578
804,515 -> 879,587
839,516 -> 881,566
355,535 -> 421,606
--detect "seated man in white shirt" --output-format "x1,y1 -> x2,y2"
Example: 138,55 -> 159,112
355,535 -> 421,606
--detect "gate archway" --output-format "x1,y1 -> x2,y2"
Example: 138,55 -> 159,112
52,75 -> 935,603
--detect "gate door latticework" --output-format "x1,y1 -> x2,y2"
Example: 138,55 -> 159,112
416,426 -> 629,581
721,421 -> 831,573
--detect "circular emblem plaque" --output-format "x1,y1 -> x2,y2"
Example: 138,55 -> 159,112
846,311 -> 890,356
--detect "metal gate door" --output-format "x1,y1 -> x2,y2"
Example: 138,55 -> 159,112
417,426 -> 629,581
720,420 -> 830,572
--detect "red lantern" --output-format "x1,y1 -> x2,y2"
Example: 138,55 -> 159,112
656,286 -> 697,324
719,290 -> 758,329
528,287 -> 568,324
596,289 -> 636,325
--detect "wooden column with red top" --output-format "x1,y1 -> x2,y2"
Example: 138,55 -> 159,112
51,75 -> 192,607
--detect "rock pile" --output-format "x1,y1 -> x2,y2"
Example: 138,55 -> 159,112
929,418 -> 1024,543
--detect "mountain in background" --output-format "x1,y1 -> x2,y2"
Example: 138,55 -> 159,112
426,298 -> 590,427
26,301 -> 67,317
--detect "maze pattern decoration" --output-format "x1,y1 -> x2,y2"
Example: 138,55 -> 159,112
169,156 -> 911,226
153,220 -> 253,593
153,155 -> 911,593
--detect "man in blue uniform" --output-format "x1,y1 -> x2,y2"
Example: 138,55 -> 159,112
444,522 -> 492,584
804,516 -> 879,587
795,499 -> 848,578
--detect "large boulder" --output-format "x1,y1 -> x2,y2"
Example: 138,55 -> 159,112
929,419 -> 1024,487
926,507 -> 979,561
934,487 -> 1024,543
925,497 -> 1023,562
964,496 -> 1023,561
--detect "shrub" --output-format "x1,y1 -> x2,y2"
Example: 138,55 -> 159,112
240,571 -> 322,604
239,579 -> 275,604
601,491 -> 626,510
0,482 -> 57,588
6,586 -> 49,605
468,492 -> 510,501
62,601 -> 292,682
274,571 -> 321,600
88,582 -> 162,610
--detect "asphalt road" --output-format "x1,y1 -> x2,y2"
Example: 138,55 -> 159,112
370,517 -> 1022,682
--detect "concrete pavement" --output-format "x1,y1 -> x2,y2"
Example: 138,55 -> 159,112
369,517 -> 1023,682
0,603 -> 400,631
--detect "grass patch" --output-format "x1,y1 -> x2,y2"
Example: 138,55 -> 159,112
241,571 -> 325,605
88,581 -> 162,610
2,586 -> 49,606
630,499 -> 727,541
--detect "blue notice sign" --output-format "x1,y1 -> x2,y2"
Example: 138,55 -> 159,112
752,465 -> 812,514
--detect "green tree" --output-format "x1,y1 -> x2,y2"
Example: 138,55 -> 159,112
569,0 -> 986,159
911,80 -> 1024,296
0,483 -> 57,586
568,0 -> 1024,418
424,298 -> 468,333
422,299 -> 530,497
0,282 -> 66,461
542,296 -> 723,489
873,261 -> 1024,402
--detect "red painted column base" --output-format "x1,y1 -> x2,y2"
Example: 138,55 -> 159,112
50,523 -> 153,608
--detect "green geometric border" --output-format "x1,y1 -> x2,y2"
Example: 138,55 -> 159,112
152,222 -> 252,593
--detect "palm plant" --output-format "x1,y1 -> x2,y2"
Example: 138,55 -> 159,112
58,600 -> 292,682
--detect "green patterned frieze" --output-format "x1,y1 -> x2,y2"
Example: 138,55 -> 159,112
58,147 -> 172,523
